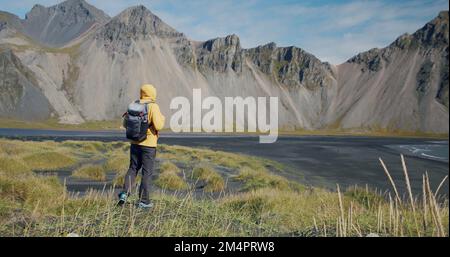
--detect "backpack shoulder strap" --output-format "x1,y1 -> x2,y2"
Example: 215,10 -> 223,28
144,102 -> 153,123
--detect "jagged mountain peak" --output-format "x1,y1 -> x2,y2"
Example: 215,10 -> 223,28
243,41 -> 333,89
117,5 -> 154,20
122,5 -> 152,15
22,0 -> 110,47
347,10 -> 448,72
387,10 -> 449,50
109,4 -> 181,37
261,42 -> 277,49
413,10 -> 448,46
0,4 -> 448,133
95,5 -> 184,54
26,0 -> 109,22
201,34 -> 241,52
28,4 -> 45,13
192,34 -> 243,73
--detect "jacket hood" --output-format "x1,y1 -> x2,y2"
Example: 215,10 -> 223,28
140,84 -> 156,101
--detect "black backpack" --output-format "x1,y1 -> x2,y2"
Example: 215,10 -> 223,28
124,101 -> 151,142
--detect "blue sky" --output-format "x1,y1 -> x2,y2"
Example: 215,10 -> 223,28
1,0 -> 448,64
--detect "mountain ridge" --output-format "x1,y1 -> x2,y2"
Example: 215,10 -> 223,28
0,1 -> 448,133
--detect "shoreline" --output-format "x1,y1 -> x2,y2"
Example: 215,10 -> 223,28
0,128 -> 448,195
0,118 -> 448,139
0,127 -> 448,140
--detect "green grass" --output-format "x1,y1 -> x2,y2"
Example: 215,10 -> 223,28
0,117 -> 447,139
0,172 -> 64,215
23,152 -> 77,171
234,167 -> 292,191
192,164 -> 225,192
155,162 -> 188,191
104,154 -> 129,174
0,139 -> 59,156
344,186 -> 387,210
0,157 -> 31,175
0,118 -> 124,131
0,183 -> 447,236
158,144 -> 284,172
278,127 -> 449,139
72,165 -> 106,181
62,141 -> 115,154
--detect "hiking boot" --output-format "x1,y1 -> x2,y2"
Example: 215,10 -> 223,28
137,201 -> 154,209
117,192 -> 128,206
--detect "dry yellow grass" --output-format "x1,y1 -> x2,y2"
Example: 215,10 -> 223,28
0,139 -> 447,237
0,172 -> 64,215
155,162 -> 188,190
104,154 -> 129,174
23,152 -> 77,171
234,167 -> 291,191
0,157 -> 31,175
0,118 -> 123,131
72,165 -> 107,181
192,164 -> 225,192
158,144 -> 284,172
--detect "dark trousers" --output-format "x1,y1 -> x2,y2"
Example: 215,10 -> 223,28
123,144 -> 156,204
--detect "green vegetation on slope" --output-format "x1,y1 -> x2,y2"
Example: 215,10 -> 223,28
0,118 -> 124,130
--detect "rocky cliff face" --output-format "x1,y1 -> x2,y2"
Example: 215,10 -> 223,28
195,34 -> 243,73
0,49 -> 52,120
246,43 -> 335,90
334,11 -> 449,133
0,0 -> 448,134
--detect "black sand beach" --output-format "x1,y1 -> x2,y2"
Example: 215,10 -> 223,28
0,128 -> 448,195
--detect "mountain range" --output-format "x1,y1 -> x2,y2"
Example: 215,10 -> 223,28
0,0 -> 448,133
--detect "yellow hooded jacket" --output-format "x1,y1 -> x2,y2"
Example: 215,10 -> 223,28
130,84 -> 165,148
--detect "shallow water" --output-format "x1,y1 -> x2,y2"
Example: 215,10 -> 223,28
386,143 -> 448,161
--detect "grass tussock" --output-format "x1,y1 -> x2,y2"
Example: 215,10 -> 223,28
155,162 -> 188,191
158,144 -> 284,172
72,165 -> 106,181
104,153 -> 129,174
235,167 -> 291,191
192,164 -> 225,192
0,157 -> 31,175
23,152 -> 77,171
62,141 -> 118,156
0,139 -> 58,156
112,171 -> 127,187
0,172 -> 64,215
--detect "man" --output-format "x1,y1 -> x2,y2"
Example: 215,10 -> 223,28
118,84 -> 165,208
